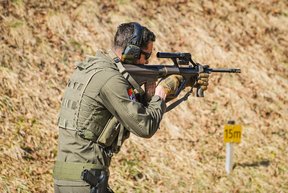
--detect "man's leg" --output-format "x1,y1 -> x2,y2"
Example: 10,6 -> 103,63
54,184 -> 90,193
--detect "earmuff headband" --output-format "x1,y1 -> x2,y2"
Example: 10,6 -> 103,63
130,22 -> 143,47
121,22 -> 144,64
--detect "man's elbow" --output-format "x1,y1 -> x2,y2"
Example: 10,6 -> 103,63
136,127 -> 157,139
128,121 -> 160,138
140,132 -> 154,139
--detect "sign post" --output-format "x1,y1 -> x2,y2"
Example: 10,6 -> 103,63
224,120 -> 242,175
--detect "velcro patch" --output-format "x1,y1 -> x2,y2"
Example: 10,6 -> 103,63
127,88 -> 136,101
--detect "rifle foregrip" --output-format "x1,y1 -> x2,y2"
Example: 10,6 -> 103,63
196,87 -> 204,97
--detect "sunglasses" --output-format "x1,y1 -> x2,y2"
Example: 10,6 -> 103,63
140,50 -> 152,60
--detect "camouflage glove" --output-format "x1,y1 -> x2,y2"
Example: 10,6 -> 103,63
196,73 -> 209,91
158,75 -> 184,96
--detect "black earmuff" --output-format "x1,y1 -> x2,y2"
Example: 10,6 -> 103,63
122,22 -> 143,64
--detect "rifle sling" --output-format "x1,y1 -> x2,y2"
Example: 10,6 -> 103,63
108,50 -> 145,96
166,88 -> 193,112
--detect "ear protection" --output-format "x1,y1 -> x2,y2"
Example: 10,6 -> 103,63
122,22 -> 143,64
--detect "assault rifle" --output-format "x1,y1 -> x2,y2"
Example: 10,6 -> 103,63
123,52 -> 241,98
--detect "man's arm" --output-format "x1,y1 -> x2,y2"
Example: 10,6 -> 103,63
99,74 -> 166,138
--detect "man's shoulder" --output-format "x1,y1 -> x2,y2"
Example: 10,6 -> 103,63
87,52 -> 128,87
78,50 -> 117,70
95,50 -> 113,62
84,50 -> 130,90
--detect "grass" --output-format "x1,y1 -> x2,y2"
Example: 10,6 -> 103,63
0,0 -> 287,193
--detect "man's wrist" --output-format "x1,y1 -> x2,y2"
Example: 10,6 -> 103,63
154,85 -> 167,101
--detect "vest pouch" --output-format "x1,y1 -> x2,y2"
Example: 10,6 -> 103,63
97,116 -> 120,147
77,129 -> 98,142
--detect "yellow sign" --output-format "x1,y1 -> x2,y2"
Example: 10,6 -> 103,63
224,124 -> 242,143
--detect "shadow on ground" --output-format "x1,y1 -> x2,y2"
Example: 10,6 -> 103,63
234,160 -> 270,169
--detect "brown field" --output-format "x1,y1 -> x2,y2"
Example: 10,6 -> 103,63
0,0 -> 287,192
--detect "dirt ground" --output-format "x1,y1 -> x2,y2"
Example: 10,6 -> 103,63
0,0 -> 287,192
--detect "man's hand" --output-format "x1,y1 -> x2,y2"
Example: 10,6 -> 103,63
196,73 -> 209,91
144,81 -> 156,101
155,75 -> 184,100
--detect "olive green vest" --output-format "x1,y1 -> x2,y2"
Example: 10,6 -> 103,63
57,54 -> 121,144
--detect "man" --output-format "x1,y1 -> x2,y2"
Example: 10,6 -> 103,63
53,22 -> 209,193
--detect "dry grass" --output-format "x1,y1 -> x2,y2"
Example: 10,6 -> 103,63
0,0 -> 287,192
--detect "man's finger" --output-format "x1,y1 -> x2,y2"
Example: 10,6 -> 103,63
198,77 -> 209,82
197,80 -> 209,86
201,86 -> 208,91
198,73 -> 209,78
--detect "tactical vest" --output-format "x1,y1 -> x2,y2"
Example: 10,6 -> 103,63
58,51 -> 145,150
57,54 -> 124,147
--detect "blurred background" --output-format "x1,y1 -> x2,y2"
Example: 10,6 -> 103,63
0,0 -> 287,192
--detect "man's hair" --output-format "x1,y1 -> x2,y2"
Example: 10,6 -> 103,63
113,22 -> 156,50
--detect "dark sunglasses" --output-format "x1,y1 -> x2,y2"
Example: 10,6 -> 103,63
140,50 -> 152,60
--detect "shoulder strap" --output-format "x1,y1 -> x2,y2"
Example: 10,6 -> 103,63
108,50 -> 145,96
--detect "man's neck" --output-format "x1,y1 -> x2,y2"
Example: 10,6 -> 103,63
112,47 -> 123,60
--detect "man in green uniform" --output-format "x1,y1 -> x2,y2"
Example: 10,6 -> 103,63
53,22 -> 209,193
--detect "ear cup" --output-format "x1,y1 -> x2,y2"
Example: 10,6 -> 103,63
122,45 -> 141,62
122,23 -> 143,64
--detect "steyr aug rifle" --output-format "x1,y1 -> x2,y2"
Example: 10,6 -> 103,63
123,52 -> 241,111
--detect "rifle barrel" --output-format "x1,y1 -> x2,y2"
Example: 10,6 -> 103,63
208,68 -> 241,73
